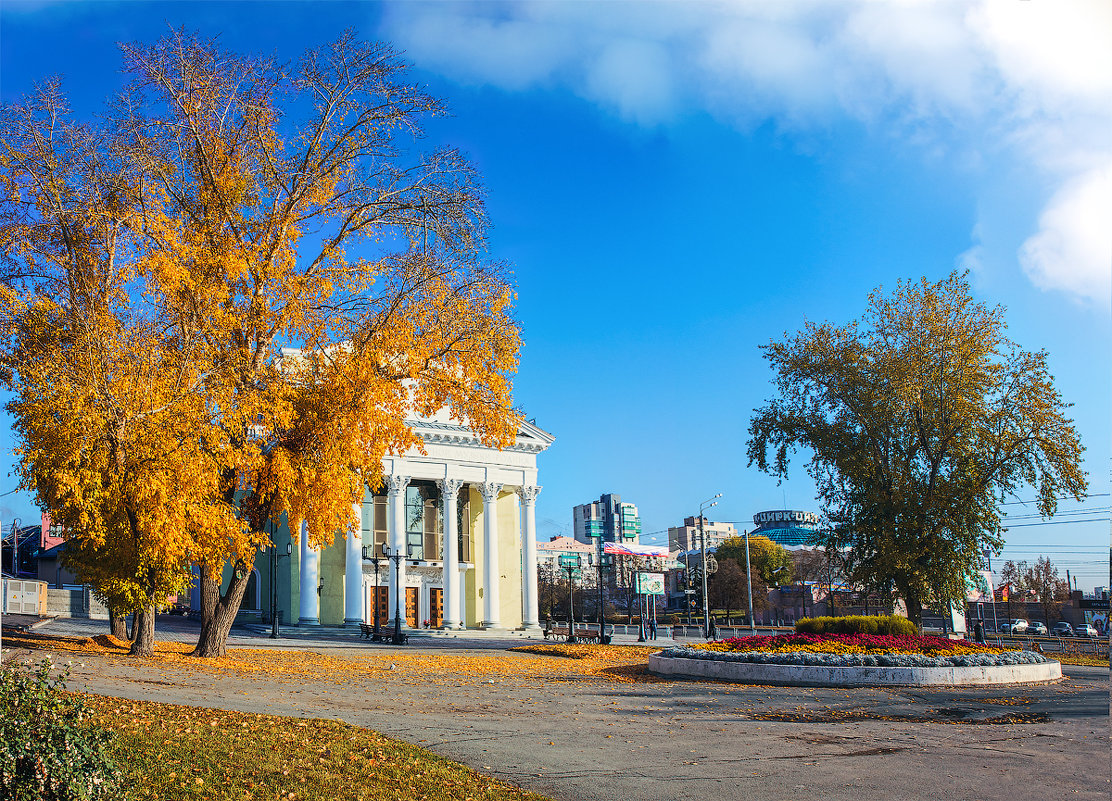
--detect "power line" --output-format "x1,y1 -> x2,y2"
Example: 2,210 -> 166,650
1000,493 -> 1109,506
1002,519 -> 1108,528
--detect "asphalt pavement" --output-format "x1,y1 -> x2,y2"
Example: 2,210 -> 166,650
11,616 -> 1109,801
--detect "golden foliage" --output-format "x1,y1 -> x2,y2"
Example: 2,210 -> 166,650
1,31 -> 522,655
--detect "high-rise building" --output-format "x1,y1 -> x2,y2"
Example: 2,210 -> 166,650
572,493 -> 641,545
668,516 -> 737,553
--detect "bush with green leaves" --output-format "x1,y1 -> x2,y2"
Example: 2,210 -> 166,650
0,656 -> 120,801
795,614 -> 917,636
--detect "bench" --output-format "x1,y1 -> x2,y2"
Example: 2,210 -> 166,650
359,623 -> 409,644
544,627 -> 601,643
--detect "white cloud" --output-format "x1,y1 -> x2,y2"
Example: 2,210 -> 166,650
1019,164 -> 1112,306
382,0 -> 1112,304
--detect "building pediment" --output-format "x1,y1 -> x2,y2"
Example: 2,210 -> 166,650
408,416 -> 554,454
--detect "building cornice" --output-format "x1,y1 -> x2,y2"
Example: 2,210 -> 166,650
408,418 -> 554,454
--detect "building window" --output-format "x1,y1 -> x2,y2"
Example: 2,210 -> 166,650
458,491 -> 471,563
368,496 -> 387,556
405,482 -> 442,560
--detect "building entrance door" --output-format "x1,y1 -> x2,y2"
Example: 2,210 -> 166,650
372,586 -> 388,627
405,587 -> 419,628
430,588 -> 443,628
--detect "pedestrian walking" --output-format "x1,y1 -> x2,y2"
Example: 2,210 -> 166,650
648,618 -> 657,640
974,618 -> 986,644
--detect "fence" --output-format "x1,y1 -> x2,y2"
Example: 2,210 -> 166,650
44,586 -> 109,619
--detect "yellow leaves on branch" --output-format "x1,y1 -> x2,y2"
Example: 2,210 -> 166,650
1,29 -> 523,621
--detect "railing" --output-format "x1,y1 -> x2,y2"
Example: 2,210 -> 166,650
988,633 -> 1109,657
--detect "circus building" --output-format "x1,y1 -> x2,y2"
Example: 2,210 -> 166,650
751,510 -> 821,549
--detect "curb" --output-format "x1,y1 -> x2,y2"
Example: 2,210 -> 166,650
647,653 -> 1064,686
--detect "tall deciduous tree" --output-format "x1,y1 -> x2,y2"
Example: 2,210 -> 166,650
1024,556 -> 1068,626
0,83 -> 227,655
790,548 -> 826,618
1,32 -> 521,658
997,559 -> 1027,623
707,557 -> 765,624
715,535 -> 794,585
747,272 -> 1087,628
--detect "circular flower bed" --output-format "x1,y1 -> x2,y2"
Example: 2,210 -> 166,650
662,633 -> 1053,668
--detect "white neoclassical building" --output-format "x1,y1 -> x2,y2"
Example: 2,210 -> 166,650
258,409 -> 554,632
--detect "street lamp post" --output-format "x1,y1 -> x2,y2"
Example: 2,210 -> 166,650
363,545 -> 384,637
769,565 -> 785,627
558,552 -> 581,643
698,494 -> 721,639
637,572 -> 646,642
744,529 -> 756,635
382,544 -> 408,645
596,549 -> 610,645
269,539 -> 293,639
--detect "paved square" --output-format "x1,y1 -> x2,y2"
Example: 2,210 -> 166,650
16,620 -> 1109,801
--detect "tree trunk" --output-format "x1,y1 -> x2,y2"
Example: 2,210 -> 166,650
129,606 -> 156,656
193,558 -> 253,658
109,607 -> 128,640
899,582 -> 924,630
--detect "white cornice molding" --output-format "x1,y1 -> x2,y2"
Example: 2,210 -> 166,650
408,418 -> 553,454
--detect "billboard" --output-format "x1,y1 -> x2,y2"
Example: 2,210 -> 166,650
603,542 -> 667,557
636,572 -> 665,596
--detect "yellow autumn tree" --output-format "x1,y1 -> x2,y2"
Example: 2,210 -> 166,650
2,32 -> 522,658
0,83 -> 236,655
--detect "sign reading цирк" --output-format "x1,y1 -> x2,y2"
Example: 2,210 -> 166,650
753,510 -> 819,528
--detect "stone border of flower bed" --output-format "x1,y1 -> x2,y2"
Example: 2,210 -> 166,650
647,652 -> 1063,687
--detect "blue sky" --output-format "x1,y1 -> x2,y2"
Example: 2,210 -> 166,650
2,1 -> 1109,589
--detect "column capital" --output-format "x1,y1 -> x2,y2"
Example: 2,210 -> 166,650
479,481 -> 503,503
384,474 -> 410,495
437,477 -> 467,496
515,485 -> 542,504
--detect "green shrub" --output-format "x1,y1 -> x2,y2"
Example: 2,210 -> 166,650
794,615 -> 917,636
0,657 -> 120,801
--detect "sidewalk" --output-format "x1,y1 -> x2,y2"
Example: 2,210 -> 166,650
22,614 -> 677,651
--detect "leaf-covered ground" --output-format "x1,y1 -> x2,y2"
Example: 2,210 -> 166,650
3,632 -> 668,685
80,694 -> 550,801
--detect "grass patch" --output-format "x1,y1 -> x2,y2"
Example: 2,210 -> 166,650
81,694 -> 550,801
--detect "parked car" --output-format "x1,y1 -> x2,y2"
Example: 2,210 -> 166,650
1002,619 -> 1028,634
1051,621 -> 1074,637
1074,623 -> 1098,637
1027,622 -> 1048,636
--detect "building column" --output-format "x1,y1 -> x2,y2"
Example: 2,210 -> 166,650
517,485 -> 542,630
385,474 -> 410,627
298,520 -> 320,625
437,478 -> 466,629
480,481 -> 503,628
344,500 -> 364,626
